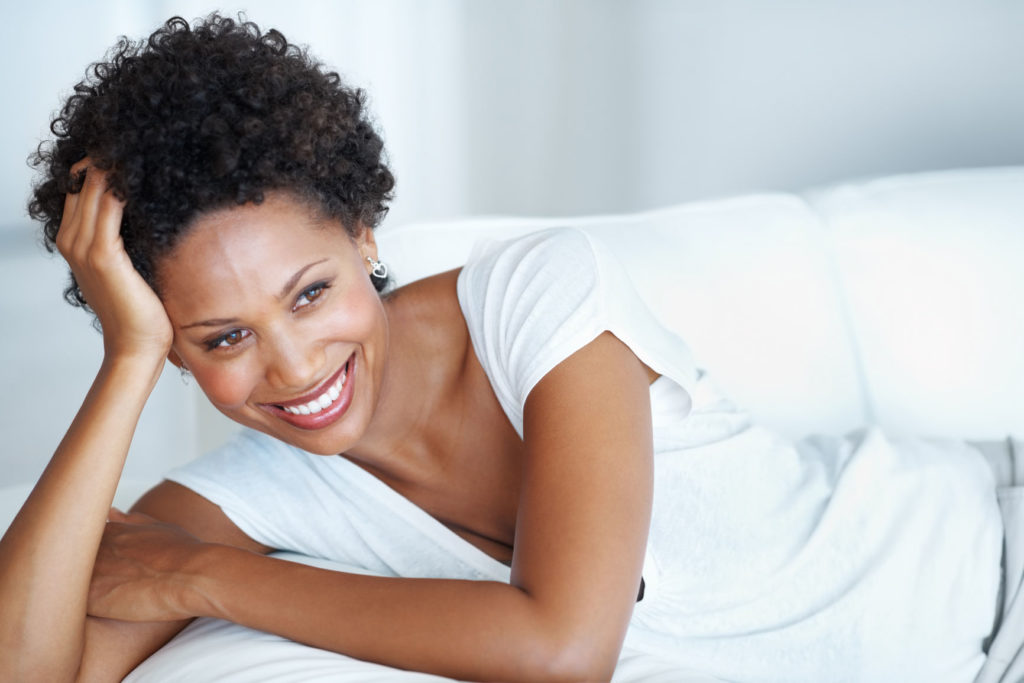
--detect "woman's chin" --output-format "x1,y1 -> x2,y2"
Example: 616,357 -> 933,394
205,405 -> 354,456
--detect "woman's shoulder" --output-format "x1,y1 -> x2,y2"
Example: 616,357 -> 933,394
455,226 -> 701,424
458,227 -> 609,330
454,228 -> 651,424
460,226 -> 605,285
455,227 -> 615,328
384,267 -> 474,376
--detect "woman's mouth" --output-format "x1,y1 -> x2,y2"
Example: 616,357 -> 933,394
280,367 -> 347,415
262,353 -> 356,430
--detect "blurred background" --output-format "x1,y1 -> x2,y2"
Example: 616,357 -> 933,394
2,0 -> 1023,486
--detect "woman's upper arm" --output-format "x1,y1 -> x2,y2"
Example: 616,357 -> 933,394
513,330 -> 655,676
77,481 -> 271,681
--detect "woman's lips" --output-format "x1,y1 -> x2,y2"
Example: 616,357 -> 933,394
261,354 -> 356,430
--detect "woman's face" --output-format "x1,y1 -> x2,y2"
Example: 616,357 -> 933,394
157,192 -> 388,455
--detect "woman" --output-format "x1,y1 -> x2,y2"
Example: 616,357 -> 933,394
0,14 -> 1005,683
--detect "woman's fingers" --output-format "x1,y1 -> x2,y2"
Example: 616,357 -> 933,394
70,165 -> 107,258
55,158 -> 92,256
57,162 -> 104,263
54,159 -> 173,358
74,165 -> 116,259
93,187 -> 127,258
69,157 -> 92,176
56,190 -> 80,256
90,517 -> 205,621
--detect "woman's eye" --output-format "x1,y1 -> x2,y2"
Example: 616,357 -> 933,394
206,329 -> 250,350
295,282 -> 330,309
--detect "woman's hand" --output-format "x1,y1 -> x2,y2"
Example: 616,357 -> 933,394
57,160 -> 173,361
88,509 -> 208,622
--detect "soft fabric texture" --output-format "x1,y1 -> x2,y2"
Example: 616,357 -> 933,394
166,228 -> 1002,682
973,437 -> 1024,683
125,552 -> 717,683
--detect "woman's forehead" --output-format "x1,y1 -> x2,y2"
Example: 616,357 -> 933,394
168,192 -> 352,257
156,194 -> 357,306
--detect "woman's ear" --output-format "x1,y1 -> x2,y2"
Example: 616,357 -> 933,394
355,225 -> 381,274
167,348 -> 184,369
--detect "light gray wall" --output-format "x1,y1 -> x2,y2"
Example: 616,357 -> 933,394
456,0 -> 1024,215
3,0 -> 1023,485
2,1 -> 1022,233
0,236 -> 199,485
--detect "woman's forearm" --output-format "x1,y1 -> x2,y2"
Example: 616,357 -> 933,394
0,353 -> 164,682
189,546 -> 618,682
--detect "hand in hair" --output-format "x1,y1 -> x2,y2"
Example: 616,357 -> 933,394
57,160 -> 172,362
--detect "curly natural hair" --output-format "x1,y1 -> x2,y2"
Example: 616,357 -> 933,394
29,13 -> 395,311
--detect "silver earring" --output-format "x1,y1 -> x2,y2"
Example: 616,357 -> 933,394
179,366 -> 192,385
366,256 -> 388,280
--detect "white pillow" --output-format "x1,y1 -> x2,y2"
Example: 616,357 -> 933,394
126,552 -> 721,683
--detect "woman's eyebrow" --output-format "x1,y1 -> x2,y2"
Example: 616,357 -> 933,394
181,317 -> 238,329
179,259 -> 330,329
277,259 -> 329,300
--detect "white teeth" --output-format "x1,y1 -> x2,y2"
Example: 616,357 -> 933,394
279,363 -> 349,417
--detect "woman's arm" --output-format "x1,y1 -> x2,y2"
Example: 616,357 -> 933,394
77,483 -> 273,681
0,356 -> 164,680
0,163 -> 174,681
89,331 -> 654,682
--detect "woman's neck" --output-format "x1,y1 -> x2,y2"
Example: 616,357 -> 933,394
342,269 -> 469,484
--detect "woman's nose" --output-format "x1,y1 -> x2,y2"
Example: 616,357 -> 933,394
263,330 -> 324,392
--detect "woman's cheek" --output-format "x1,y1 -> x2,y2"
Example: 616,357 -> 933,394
336,298 -> 382,341
192,362 -> 258,411
316,283 -> 386,352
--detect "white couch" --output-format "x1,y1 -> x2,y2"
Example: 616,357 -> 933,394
378,165 -> 1024,441
2,167 -> 1022,680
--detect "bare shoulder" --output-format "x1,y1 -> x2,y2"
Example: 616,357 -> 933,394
385,267 -> 472,367
385,267 -> 463,316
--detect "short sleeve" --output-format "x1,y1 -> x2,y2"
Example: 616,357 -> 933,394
165,429 -> 324,552
165,429 -> 405,573
165,429 -> 515,580
456,227 -> 699,435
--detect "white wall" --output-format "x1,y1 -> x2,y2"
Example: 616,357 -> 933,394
2,0 -> 1023,486
2,1 -> 1022,232
455,0 -> 1024,215
0,242 -> 198,484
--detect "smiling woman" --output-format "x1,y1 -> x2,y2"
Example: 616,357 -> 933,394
0,11 -> 1010,683
158,193 -> 388,456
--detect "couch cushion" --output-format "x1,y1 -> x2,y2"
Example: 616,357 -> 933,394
805,167 -> 1024,438
377,193 -> 864,438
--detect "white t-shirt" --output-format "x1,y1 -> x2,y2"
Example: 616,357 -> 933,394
169,227 -> 1002,683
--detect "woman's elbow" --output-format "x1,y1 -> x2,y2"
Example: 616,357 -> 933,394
525,632 -> 620,682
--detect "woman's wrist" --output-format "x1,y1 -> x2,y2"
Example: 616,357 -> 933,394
102,332 -> 173,365
99,349 -> 170,388
181,543 -> 251,620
